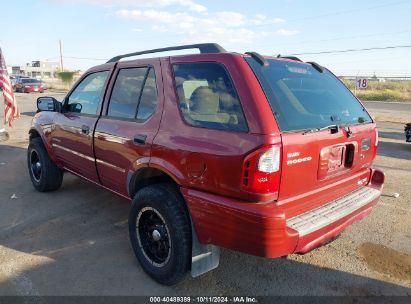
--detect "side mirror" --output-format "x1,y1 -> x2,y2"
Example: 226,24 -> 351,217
37,97 -> 61,112
67,102 -> 82,113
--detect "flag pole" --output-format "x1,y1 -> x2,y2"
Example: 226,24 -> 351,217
0,47 -> 17,140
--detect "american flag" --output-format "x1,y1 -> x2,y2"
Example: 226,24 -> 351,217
0,48 -> 19,127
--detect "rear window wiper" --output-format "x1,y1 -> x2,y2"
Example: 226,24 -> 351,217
303,124 -> 340,135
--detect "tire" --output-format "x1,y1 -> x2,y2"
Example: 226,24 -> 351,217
128,183 -> 192,285
27,137 -> 63,192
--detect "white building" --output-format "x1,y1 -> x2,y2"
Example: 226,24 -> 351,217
12,61 -> 60,78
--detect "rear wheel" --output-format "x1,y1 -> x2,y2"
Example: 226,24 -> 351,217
128,183 -> 191,285
27,137 -> 63,192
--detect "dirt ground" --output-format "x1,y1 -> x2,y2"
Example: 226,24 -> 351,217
0,92 -> 410,297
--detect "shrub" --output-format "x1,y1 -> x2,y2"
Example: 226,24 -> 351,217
355,89 -> 410,101
57,71 -> 76,84
341,79 -> 411,102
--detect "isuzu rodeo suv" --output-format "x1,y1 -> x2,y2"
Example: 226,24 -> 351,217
28,43 -> 384,285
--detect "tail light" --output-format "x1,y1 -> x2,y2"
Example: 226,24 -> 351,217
242,144 -> 282,194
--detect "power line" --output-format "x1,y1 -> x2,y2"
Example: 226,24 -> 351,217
248,0 -> 409,28
320,57 -> 411,64
290,45 -> 411,56
51,45 -> 411,62
287,0 -> 409,23
64,56 -> 108,61
252,30 -> 411,49
254,30 -> 411,48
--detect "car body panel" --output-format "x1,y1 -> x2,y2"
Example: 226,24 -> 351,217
94,58 -> 165,195
51,113 -> 100,181
151,56 -> 281,202
278,123 -> 377,217
48,63 -> 115,182
29,49 -> 383,260
182,168 -> 383,258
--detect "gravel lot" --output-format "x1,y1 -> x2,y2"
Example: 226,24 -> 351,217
0,92 -> 410,297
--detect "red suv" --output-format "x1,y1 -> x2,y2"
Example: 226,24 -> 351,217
28,43 -> 384,285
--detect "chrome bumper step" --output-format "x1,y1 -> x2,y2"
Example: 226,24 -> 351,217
287,187 -> 381,236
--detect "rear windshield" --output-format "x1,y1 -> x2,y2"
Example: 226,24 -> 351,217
246,58 -> 372,132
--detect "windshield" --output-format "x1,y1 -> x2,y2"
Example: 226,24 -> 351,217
22,79 -> 40,83
246,58 -> 372,132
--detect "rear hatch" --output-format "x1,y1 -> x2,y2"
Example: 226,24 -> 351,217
246,57 -> 377,217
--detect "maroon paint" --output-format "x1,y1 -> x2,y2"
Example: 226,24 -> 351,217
29,52 -> 384,259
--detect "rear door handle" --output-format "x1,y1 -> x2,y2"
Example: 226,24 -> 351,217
81,125 -> 90,135
133,134 -> 147,145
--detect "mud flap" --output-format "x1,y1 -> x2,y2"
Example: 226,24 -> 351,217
191,225 -> 220,277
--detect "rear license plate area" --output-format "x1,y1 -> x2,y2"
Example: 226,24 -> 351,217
318,144 -> 354,179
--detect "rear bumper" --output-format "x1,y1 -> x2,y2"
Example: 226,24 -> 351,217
182,168 -> 384,258
288,186 -> 380,254
23,87 -> 43,92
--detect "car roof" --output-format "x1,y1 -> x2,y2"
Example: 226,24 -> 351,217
83,43 -> 308,74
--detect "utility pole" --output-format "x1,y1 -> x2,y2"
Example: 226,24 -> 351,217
59,39 -> 64,72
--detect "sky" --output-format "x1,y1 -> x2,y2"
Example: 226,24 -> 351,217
1,0 -> 410,77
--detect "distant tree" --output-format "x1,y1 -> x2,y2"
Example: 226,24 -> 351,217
57,71 -> 76,84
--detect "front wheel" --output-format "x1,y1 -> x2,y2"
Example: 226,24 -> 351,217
27,137 -> 63,192
128,183 -> 192,285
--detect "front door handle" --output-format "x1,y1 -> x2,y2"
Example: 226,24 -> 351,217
81,125 -> 90,135
133,134 -> 147,145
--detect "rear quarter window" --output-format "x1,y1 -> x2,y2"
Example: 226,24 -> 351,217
173,62 -> 248,132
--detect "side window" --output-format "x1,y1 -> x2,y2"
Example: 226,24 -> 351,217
107,67 -> 158,121
108,67 -> 148,119
137,68 -> 158,121
173,63 -> 248,132
66,71 -> 109,115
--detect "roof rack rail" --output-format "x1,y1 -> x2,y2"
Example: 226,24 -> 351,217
276,54 -> 303,62
245,52 -> 268,67
106,43 -> 226,63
